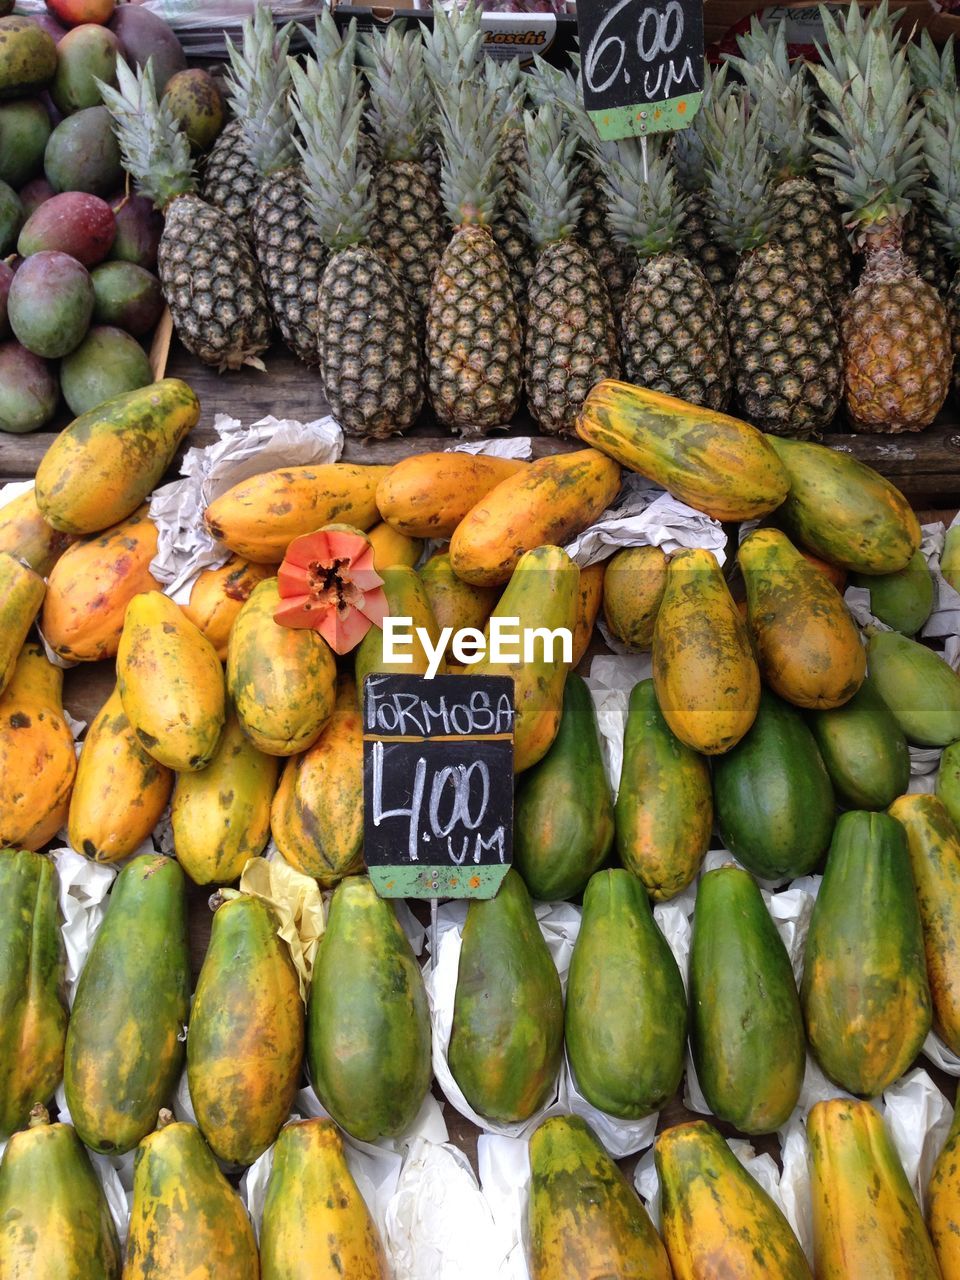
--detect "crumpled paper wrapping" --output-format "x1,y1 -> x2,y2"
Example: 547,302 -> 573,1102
237,856 -> 326,1001
148,413 -> 342,600
450,438 -> 533,460
51,848 -> 117,1003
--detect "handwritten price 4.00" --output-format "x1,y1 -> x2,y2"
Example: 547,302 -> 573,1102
584,0 -> 697,97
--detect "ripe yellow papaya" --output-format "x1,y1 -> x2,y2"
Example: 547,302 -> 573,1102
0,486 -> 75,576
601,545 -> 668,651
571,561 -> 604,665
124,1116 -> 259,1280
270,677 -> 364,886
740,528 -> 865,709
889,793 -> 960,1054
355,564 -> 446,686
181,555 -> 275,660
656,1120 -> 812,1279
0,850 -> 67,1138
68,685 -> 174,863
367,520 -> 422,569
928,1103 -> 960,1279
204,462 -> 390,563
35,379 -> 200,535
576,380 -> 790,520
809,1098 -> 941,1279
260,1118 -> 389,1280
468,544 -> 579,772
117,591 -> 225,771
527,1114 -> 672,1280
187,893 -> 304,1166
228,577 -> 336,756
652,547 -> 760,755
0,551 -> 45,695
171,711 -> 278,885
418,552 -> 500,667
0,1108 -> 121,1280
376,451 -> 527,538
449,449 -> 621,586
41,507 -> 160,662
0,644 -> 76,850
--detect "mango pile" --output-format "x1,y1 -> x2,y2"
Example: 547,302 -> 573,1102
4,374 -> 960,1276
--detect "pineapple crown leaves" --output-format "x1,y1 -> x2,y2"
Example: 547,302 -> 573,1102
289,50 -> 374,252
813,0 -> 906,82
908,31 -> 958,123
672,60 -> 728,191
97,56 -> 195,208
360,25 -> 431,163
422,2 -> 484,99
434,73 -> 508,230
527,55 -> 597,152
725,17 -> 815,175
919,86 -> 960,259
485,56 -> 526,119
224,6 -> 298,178
701,82 -> 780,252
809,19 -> 926,233
303,7 -> 356,63
516,104 -> 582,248
596,133 -> 685,257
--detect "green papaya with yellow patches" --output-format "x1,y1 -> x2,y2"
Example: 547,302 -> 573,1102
851,548 -> 934,635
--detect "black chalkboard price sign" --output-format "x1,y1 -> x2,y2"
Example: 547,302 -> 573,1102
362,673 -> 515,900
576,0 -> 705,140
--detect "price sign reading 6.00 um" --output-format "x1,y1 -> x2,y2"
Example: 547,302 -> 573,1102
577,0 -> 705,140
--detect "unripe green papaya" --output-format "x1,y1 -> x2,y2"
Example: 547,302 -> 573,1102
565,869 -> 685,1119
942,524 -> 960,596
0,1109 -> 121,1280
867,630 -> 960,746
810,676 -> 910,810
64,855 -> 191,1154
514,673 -> 614,901
937,740 -> 960,832
448,868 -> 563,1123
690,865 -> 805,1133
307,876 -> 431,1142
801,811 -> 931,1096
851,548 -> 934,635
0,849 -> 67,1137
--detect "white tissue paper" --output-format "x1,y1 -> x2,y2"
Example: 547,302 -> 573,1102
564,476 -> 727,569
51,848 -> 117,1003
148,413 -> 343,600
450,438 -> 533,460
0,480 -> 35,514
583,653 -> 652,795
477,1134 -> 531,1280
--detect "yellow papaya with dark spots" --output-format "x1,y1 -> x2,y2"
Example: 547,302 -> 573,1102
124,1117 -> 259,1280
0,552 -> 44,696
68,685 -> 173,863
181,555 -> 275,660
0,486 -> 75,576
117,591 -> 225,771
527,1114 -> 671,1280
171,711 -> 278,885
228,577 -> 336,757
63,855 -> 190,1154
187,894 -> 304,1166
418,551 -> 500,667
376,451 -> 527,539
571,560 -> 604,666
927,1101 -> 960,1278
367,520 -> 422,569
260,1118 -> 389,1280
602,545 -> 667,651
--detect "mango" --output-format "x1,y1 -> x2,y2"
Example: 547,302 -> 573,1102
0,259 -> 11,336
49,22 -> 118,114
59,324 -> 151,416
44,104 -> 122,194
0,97 -> 51,187
0,551 -> 45,694
7,249 -> 93,358
18,175 -> 55,215
0,177 -> 21,253
0,341 -> 58,432
91,259 -> 163,334
17,189 -> 114,263
0,17 -> 57,100
163,67 -> 224,152
108,190 -> 161,269
48,0 -> 115,24
108,5 -> 186,90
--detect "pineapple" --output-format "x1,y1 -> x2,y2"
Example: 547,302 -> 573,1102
290,51 -> 423,438
811,3 -> 952,432
360,24 -> 446,329
426,73 -> 522,434
225,6 -> 327,367
486,58 -> 536,311
100,59 -> 271,372
725,17 -> 851,305
517,104 -> 619,436
919,83 -> 960,399
598,134 -> 730,412
702,84 -> 842,435
906,29 -> 957,297
199,120 -> 260,240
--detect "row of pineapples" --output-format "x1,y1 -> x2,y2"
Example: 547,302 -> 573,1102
96,2 -> 960,442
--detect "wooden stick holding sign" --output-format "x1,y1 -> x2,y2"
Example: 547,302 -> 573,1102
577,0 -> 705,140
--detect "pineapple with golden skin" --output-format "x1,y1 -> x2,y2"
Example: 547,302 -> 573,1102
290,51 -> 423,438
100,59 -> 271,372
811,4 -> 952,432
702,84 -> 841,436
920,84 -> 960,400
517,105 -> 619,436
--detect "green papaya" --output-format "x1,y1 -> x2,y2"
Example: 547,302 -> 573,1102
713,689 -> 835,879
565,869 -> 686,1118
615,677 -> 712,900
801,810 -> 931,1096
689,865 -> 805,1133
0,1108 -> 121,1279
867,630 -> 960,746
187,894 -> 304,1167
514,673 -> 614,901
63,855 -> 191,1154
937,741 -> 960,832
0,849 -> 67,1137
809,677 -> 911,810
307,876 -> 431,1142
851,548 -> 934,635
448,868 -> 563,1123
